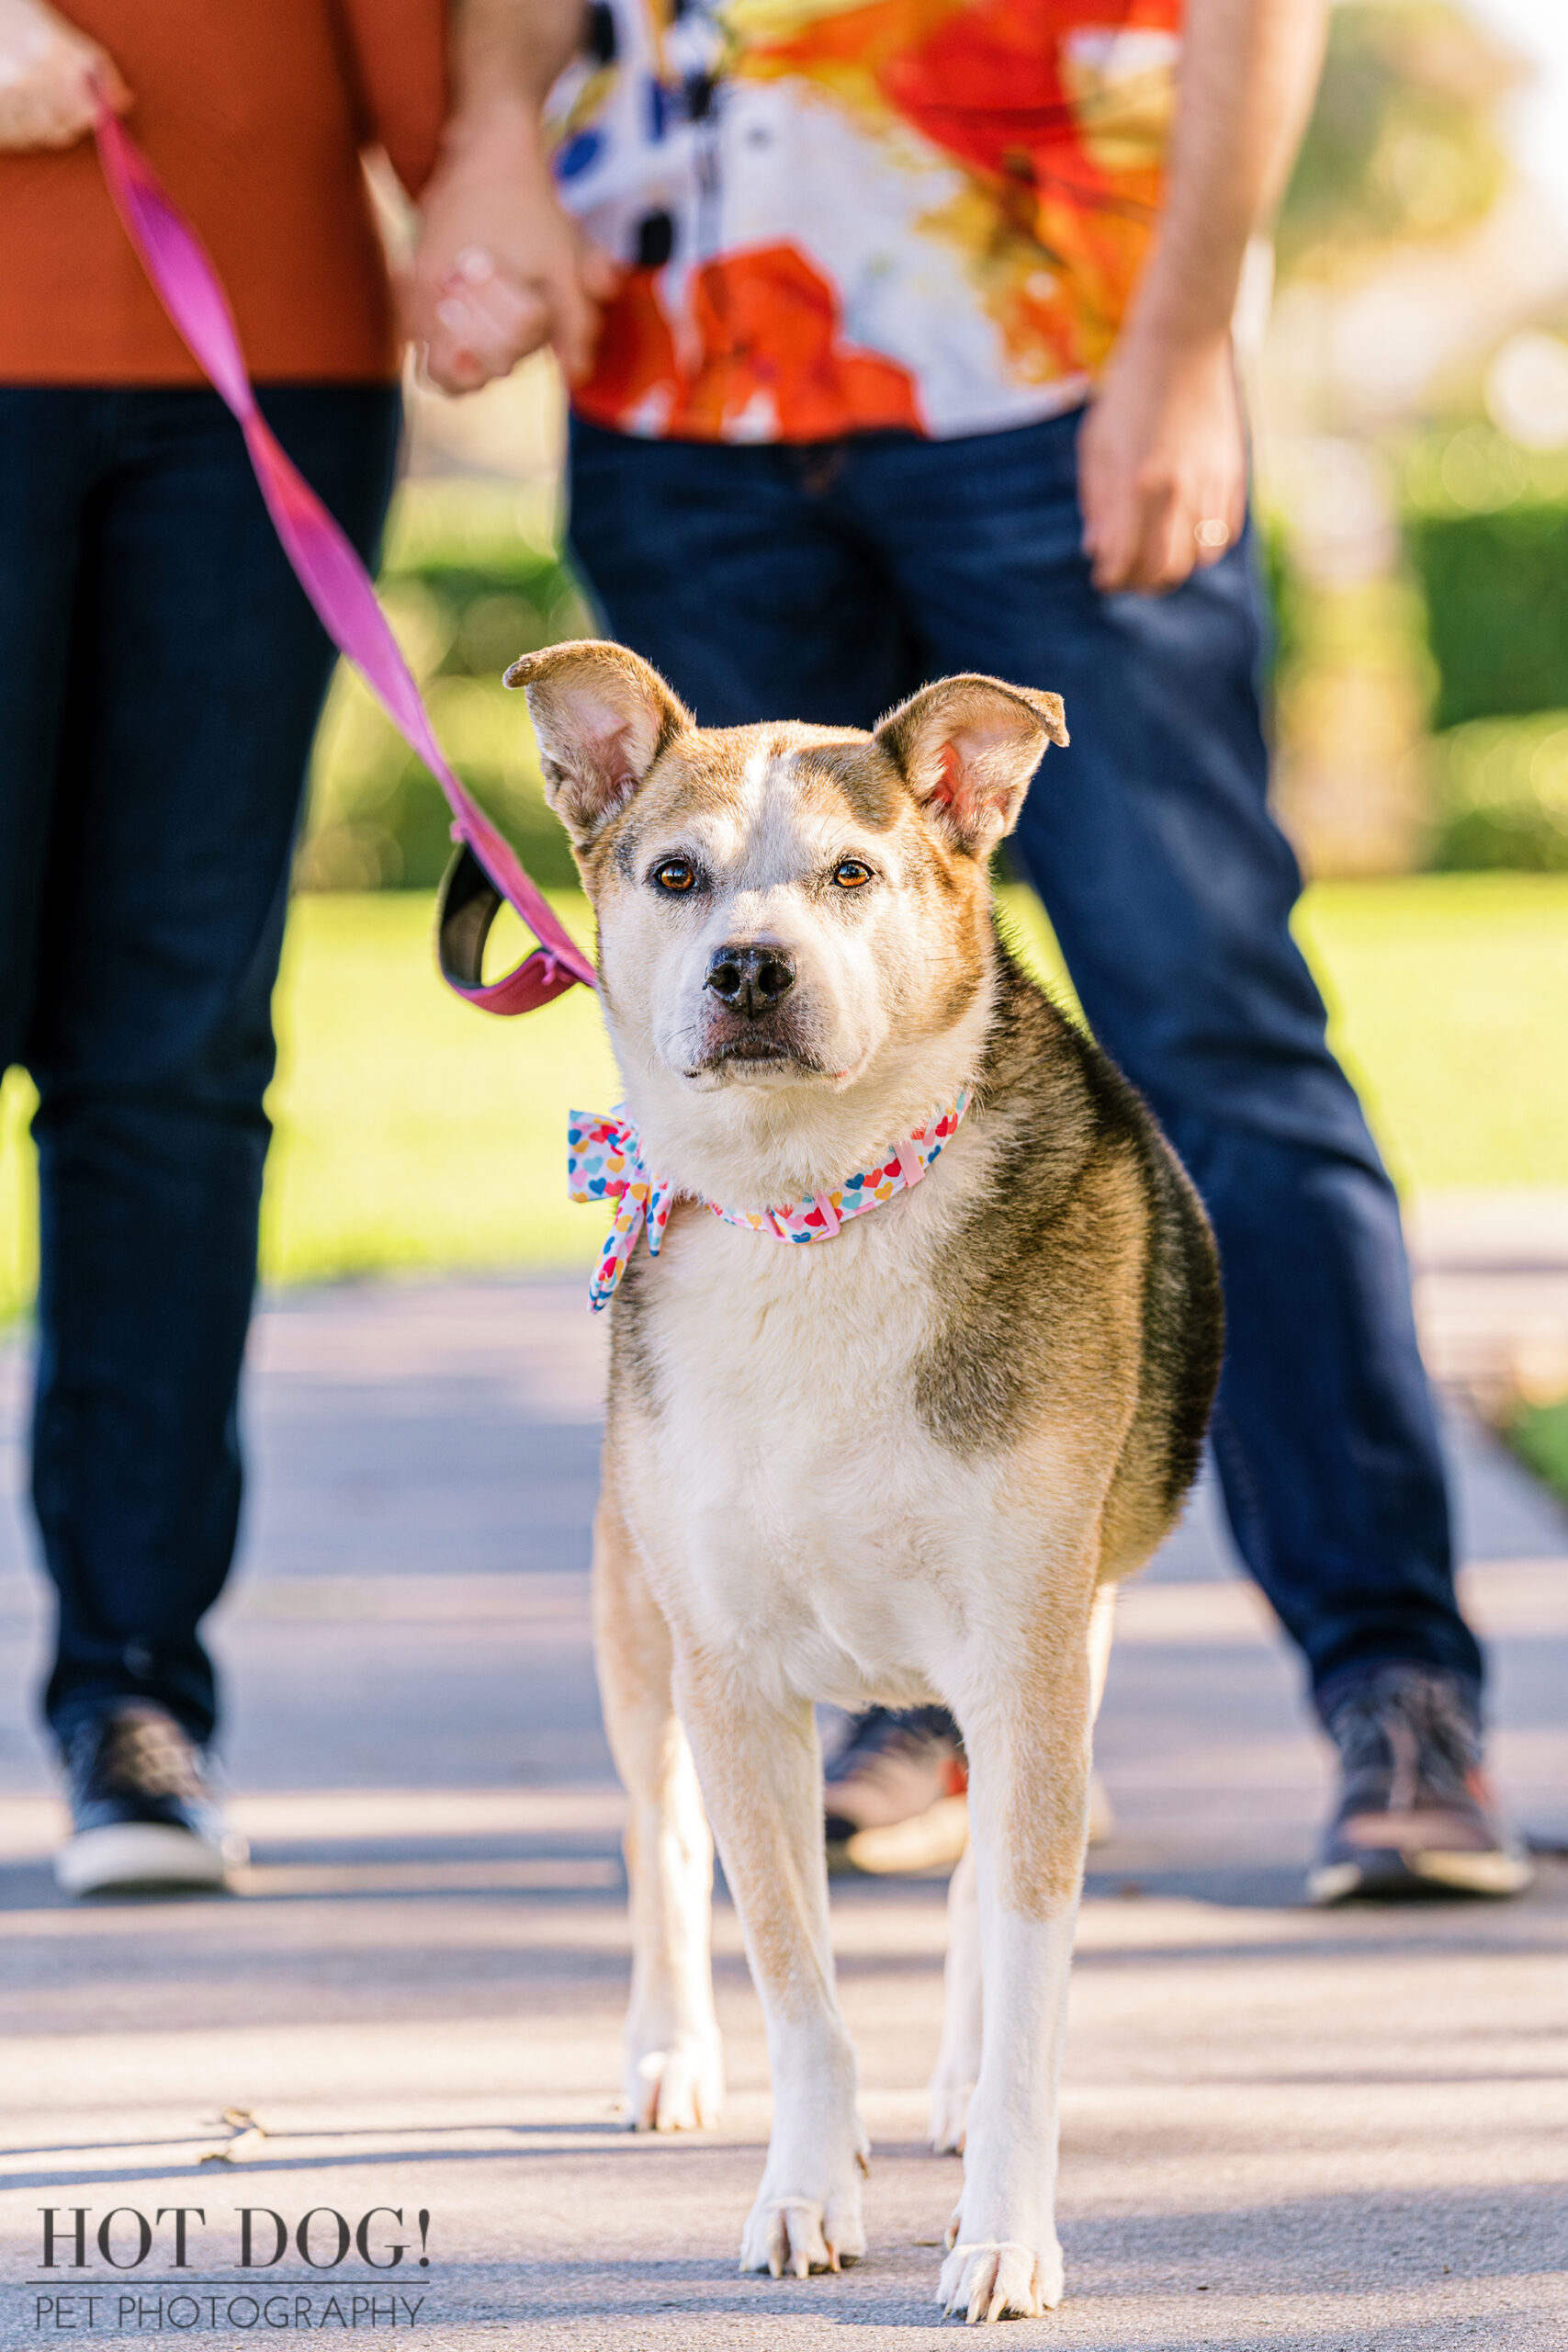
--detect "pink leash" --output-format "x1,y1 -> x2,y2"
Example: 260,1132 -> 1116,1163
92,104 -> 597,1017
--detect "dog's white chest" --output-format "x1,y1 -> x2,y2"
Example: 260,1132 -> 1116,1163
613,1195 -> 1007,1706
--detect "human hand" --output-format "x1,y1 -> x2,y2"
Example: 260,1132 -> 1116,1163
1077,330 -> 1247,596
406,102 -> 619,393
0,0 -> 130,151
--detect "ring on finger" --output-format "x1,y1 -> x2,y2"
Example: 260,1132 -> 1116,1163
1194,518 -> 1230,550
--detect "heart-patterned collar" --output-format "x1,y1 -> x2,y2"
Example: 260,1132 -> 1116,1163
568,1090 -> 971,1312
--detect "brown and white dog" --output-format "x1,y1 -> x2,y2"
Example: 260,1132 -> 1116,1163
505,640 -> 1224,2321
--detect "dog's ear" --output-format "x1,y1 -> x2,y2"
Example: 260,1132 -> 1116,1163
504,640 -> 693,846
874,675 -> 1068,859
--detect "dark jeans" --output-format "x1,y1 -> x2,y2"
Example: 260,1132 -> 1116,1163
569,408 -> 1482,1705
0,384 -> 400,1746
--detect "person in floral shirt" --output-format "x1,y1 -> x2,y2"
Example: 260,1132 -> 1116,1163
408,0 -> 1529,1907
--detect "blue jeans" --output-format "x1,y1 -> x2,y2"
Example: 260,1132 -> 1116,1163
568,409 -> 1482,1704
0,385 -> 400,1745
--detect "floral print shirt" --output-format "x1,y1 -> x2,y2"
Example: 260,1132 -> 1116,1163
548,0 -> 1183,443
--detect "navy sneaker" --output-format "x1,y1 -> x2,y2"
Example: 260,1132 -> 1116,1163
1310,1664 -> 1533,1905
824,1707 -> 968,1874
823,1705 -> 1115,1874
55,1702 -> 245,1896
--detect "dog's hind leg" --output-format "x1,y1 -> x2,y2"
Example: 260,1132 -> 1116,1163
928,1840 -> 981,2154
938,1566 -> 1101,2322
672,1655 -> 870,2279
592,1486 -> 724,2132
928,1581 -> 1115,2160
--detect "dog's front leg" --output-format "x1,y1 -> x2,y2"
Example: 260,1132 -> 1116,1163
592,1489 -> 724,2132
939,1604 -> 1096,2322
928,1584 -> 1116,2162
674,1657 -> 869,2278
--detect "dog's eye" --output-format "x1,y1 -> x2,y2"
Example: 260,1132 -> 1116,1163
652,858 -> 697,894
833,859 -> 873,888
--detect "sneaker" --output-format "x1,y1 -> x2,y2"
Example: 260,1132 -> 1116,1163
825,1707 -> 968,1874
823,1707 -> 1116,1875
55,1702 -> 246,1896
1309,1663 -> 1533,1905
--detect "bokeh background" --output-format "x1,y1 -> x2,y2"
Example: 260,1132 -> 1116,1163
2,0 -> 1565,1492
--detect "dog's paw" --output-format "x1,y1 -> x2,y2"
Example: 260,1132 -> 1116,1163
927,2074 -> 973,2155
740,2194 -> 864,2278
939,2239 -> 1063,2322
624,2032 -> 725,2132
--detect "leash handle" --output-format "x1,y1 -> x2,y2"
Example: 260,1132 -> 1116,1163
92,102 -> 596,1015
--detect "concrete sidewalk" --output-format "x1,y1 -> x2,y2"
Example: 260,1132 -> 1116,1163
1,1280 -> 1565,2349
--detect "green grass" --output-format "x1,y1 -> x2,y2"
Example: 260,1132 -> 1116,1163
2,873 -> 1566,1329
259,891 -> 615,1284
0,1067 -> 36,1326
1508,1397 -> 1568,1507
1292,874 -> 1568,1194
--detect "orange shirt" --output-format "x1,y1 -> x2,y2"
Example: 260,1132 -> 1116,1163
0,0 -> 446,384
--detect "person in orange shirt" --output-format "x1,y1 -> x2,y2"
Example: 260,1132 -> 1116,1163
0,0 -> 443,1896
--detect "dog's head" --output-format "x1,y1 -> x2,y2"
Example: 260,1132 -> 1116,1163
505,640 -> 1066,1145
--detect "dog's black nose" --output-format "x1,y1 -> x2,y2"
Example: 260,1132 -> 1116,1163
705,941 -> 796,1018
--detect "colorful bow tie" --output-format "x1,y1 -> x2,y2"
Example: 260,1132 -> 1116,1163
569,1091 -> 971,1312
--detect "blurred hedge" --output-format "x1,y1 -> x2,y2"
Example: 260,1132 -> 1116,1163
1404,428 -> 1568,732
1398,429 -> 1568,869
1425,712 -> 1568,871
297,481 -> 594,892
